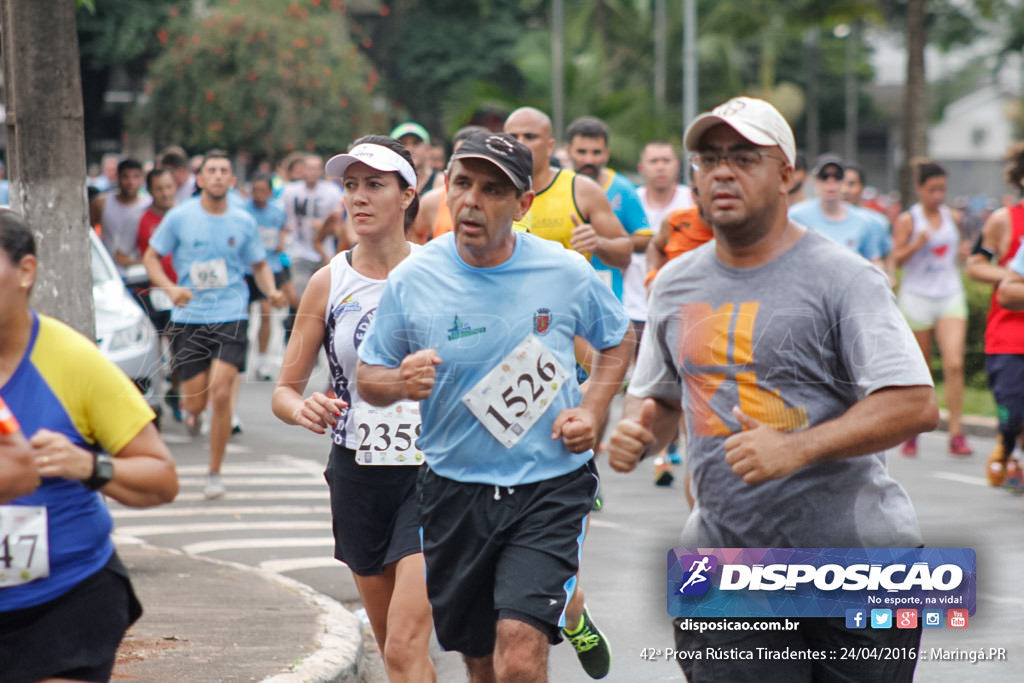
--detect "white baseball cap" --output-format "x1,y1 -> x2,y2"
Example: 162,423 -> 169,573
324,143 -> 417,188
684,96 -> 796,167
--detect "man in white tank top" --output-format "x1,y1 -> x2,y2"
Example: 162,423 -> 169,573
89,158 -> 151,277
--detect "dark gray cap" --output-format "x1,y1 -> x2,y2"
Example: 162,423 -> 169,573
449,132 -> 533,192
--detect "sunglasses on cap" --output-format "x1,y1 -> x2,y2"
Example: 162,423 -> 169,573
817,168 -> 844,181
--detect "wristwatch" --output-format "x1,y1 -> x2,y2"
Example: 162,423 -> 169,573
84,452 -> 114,491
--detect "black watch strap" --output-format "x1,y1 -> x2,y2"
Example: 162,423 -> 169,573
84,452 -> 114,491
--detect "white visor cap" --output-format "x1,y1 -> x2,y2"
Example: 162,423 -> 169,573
324,143 -> 418,189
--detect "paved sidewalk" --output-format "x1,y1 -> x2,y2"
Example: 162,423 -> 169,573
112,540 -> 364,682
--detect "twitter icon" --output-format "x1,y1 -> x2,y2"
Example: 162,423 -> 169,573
871,609 -> 892,629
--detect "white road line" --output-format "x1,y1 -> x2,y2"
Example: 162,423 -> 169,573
184,536 -> 334,555
933,472 -> 988,487
174,464 -> 313,475
978,592 -> 1024,607
161,437 -> 249,453
176,476 -> 323,487
116,520 -> 331,537
261,557 -> 344,573
169,491 -> 327,502
272,454 -> 329,477
589,518 -> 620,529
110,505 -> 331,519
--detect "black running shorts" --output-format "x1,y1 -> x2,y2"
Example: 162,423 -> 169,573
244,270 -> 289,303
986,353 -> 1024,420
0,552 -> 142,683
169,320 -> 249,381
417,460 -> 599,657
324,443 -> 422,576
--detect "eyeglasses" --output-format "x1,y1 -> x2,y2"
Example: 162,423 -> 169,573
689,149 -> 781,173
817,170 -> 844,182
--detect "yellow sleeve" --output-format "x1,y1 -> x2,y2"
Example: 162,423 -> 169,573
33,316 -> 155,454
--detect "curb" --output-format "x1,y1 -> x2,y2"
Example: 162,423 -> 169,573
115,537 -> 364,683
260,567 -> 364,683
937,409 -> 997,438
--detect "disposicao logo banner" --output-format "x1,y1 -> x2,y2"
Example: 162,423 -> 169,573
667,548 -> 975,618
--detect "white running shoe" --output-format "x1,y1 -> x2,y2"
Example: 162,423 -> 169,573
203,473 -> 225,500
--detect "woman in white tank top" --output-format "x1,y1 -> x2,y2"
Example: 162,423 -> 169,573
891,159 -> 973,457
271,136 -> 435,681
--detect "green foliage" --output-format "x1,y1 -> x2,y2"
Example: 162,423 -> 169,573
138,0 -> 378,157
77,0 -> 186,77
964,273 -> 995,389
355,0 -> 528,133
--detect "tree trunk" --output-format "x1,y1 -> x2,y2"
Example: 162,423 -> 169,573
1,0 -> 93,337
901,0 -> 928,209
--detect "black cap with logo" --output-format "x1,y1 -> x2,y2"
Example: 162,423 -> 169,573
449,132 -> 533,192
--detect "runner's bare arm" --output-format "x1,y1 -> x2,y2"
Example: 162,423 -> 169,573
965,207 -> 1010,285
890,212 -> 929,266
573,176 -> 632,268
409,187 -> 441,245
357,349 -> 442,406
30,424 -> 177,508
251,260 -> 287,307
272,268 -> 345,434
996,270 -> 1024,310
552,328 -> 635,453
88,194 -> 105,227
645,215 -> 673,272
142,246 -> 191,307
724,385 -> 938,485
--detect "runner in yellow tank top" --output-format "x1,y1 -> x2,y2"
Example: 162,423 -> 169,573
526,167 -> 584,248
504,106 -> 630,267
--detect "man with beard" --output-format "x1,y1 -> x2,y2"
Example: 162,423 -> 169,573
566,116 -> 650,302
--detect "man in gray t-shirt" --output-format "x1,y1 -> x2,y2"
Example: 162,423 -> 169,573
608,97 -> 938,682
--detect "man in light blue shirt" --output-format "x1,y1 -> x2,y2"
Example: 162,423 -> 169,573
842,162 -> 893,271
566,116 -> 651,300
144,150 -> 285,498
357,133 -> 632,681
789,154 -> 880,264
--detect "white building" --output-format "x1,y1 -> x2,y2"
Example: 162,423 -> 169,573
929,83 -> 1019,197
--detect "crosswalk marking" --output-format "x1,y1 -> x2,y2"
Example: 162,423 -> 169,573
174,464 -> 318,475
933,472 -> 988,487
170,491 -> 327,502
184,536 -> 334,555
113,456 -> 348,579
111,505 -> 331,519
117,520 -> 331,537
175,476 -> 323,487
261,557 -> 343,573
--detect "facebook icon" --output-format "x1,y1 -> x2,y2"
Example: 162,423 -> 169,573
845,609 -> 866,629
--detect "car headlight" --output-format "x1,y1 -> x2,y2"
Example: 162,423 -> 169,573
109,315 -> 155,352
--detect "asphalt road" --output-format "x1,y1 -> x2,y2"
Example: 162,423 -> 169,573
110,357 -> 1024,682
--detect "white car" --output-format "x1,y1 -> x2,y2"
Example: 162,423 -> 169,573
89,229 -> 164,426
